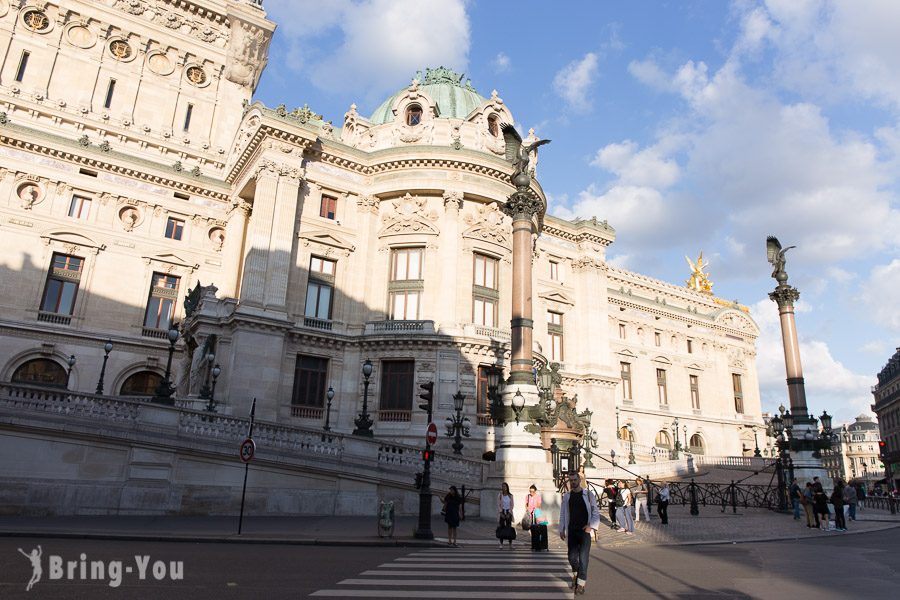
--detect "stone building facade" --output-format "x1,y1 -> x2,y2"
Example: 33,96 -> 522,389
821,415 -> 884,491
872,348 -> 900,492
0,0 -> 762,471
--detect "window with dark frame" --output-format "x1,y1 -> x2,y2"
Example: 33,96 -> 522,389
15,50 -> 29,83
305,256 -> 336,320
164,217 -> 184,240
379,360 -> 414,419
655,331 -> 661,346
40,253 -> 83,316
103,79 -> 116,110
291,355 -> 328,408
657,368 -> 668,405
687,338 -> 694,354
733,373 -> 744,414
620,362 -> 632,400
619,323 -> 626,339
319,194 -> 337,219
406,105 -> 422,126
549,260 -> 559,281
548,311 -> 563,361
476,366 -> 491,423
690,374 -> 700,409
143,272 -> 179,330
183,103 -> 193,132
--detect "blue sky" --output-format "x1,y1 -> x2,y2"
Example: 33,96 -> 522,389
256,0 -> 900,425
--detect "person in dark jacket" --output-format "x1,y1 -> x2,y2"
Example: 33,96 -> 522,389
604,479 -> 618,529
831,483 -> 846,531
443,486 -> 462,546
813,487 -> 830,531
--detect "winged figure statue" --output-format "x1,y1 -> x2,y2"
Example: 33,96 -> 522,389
766,236 -> 796,283
685,252 -> 712,293
501,123 -> 550,188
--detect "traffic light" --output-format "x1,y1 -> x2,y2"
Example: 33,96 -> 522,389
418,381 -> 434,421
422,449 -> 434,462
879,441 -> 886,455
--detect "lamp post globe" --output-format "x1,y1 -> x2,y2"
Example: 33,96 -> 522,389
323,385 -> 335,432
353,359 -> 374,436
95,340 -> 113,395
66,354 -> 76,389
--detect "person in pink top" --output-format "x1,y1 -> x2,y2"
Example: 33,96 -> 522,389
526,484 -> 542,513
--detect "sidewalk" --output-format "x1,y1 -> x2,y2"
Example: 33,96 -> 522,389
0,506 -> 897,548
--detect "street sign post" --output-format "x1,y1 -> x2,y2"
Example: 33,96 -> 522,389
426,422 -> 438,445
239,437 -> 256,463
237,398 -> 257,535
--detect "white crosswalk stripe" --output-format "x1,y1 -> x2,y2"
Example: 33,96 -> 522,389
309,547 -> 575,598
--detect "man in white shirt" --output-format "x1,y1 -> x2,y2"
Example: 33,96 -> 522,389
559,472 -> 601,595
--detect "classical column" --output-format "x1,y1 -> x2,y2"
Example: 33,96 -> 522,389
239,166 -> 278,306
263,170 -> 301,309
439,191 -> 462,330
223,200 -> 250,297
769,284 -> 807,418
502,189 -> 543,385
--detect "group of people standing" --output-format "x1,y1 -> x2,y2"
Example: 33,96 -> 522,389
792,476 -> 860,532
604,477 -> 670,533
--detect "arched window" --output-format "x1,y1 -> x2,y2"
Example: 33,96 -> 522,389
11,358 -> 67,387
120,371 -> 162,396
655,430 -> 672,449
487,114 -> 499,136
689,434 -> 705,455
406,104 -> 422,126
619,426 -> 635,441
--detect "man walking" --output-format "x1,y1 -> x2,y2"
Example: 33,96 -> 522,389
559,472 -> 601,596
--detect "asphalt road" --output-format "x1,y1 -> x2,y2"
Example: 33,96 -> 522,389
0,528 -> 896,599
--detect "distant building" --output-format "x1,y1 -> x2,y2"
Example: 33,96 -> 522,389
821,415 -> 884,491
872,348 -> 900,491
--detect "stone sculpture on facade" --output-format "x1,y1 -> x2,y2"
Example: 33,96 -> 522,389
685,252 -> 713,293
501,123 -> 550,190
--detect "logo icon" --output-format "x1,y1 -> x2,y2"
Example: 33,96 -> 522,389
17,545 -> 42,591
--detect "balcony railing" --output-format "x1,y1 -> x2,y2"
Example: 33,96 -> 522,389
476,413 -> 492,426
378,410 -> 411,422
37,311 -> 71,325
142,327 -> 168,339
472,325 -> 511,341
302,317 -> 333,331
366,320 -> 435,334
291,405 -> 324,419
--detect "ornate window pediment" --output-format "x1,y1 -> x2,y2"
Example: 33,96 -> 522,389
143,253 -> 198,272
617,348 -> 638,359
462,202 -> 511,251
538,290 -> 574,306
378,193 -> 439,237
299,230 -> 356,253
41,230 -> 105,253
652,355 -> 672,366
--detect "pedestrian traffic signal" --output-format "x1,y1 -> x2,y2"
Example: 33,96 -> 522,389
418,381 -> 434,420
422,449 -> 434,462
879,440 -> 886,455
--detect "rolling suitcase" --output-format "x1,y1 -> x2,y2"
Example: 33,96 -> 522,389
530,523 -> 548,550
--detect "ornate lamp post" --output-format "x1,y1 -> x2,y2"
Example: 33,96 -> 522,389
95,340 -> 113,394
583,428 -> 599,469
353,359 -> 374,436
626,423 -> 636,464
445,391 -> 471,455
65,354 -> 76,390
510,388 -> 526,424
323,386 -> 335,432
154,324 -> 179,404
616,407 -> 621,438
205,364 -> 221,412
610,449 -> 617,467
683,425 -> 688,452
752,425 -> 762,457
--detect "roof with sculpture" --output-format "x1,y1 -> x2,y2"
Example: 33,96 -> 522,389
369,67 -> 488,124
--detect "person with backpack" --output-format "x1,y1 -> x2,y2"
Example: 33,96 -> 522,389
616,480 -> 634,534
605,479 -> 619,530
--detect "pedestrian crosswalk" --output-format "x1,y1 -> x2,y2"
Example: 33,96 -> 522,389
310,546 -> 575,598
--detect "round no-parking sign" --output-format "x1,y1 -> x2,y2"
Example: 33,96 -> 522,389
239,438 -> 256,463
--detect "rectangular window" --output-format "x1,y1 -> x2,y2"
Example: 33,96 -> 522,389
473,297 -> 497,327
476,366 -> 491,423
620,362 -> 632,401
473,253 -> 499,327
103,79 -> 116,110
379,360 -> 414,420
164,217 -> 184,240
14,50 -> 29,83
183,103 -> 193,132
657,368 -> 668,405
473,254 -> 498,289
390,248 -> 423,281
690,374 -> 700,409
655,331 -> 661,346
40,253 -> 83,316
291,355 -> 328,408
388,290 -> 419,319
619,323 -> 626,339
67,195 -> 92,220
305,256 -> 336,320
548,311 -> 563,361
549,260 -> 559,281
389,248 -> 423,320
687,339 -> 694,354
143,272 -> 179,330
319,194 -> 337,220
733,373 -> 744,414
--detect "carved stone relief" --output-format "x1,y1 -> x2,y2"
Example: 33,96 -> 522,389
378,193 -> 439,237
462,202 -> 511,250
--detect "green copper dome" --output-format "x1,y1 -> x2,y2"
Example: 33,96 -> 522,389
369,67 -> 487,125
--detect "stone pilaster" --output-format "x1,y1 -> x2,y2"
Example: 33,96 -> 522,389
223,200 -> 250,297
439,191 -> 462,329
263,171 -> 301,309
239,166 -> 278,306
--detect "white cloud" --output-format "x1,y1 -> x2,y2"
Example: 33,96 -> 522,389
751,299 -> 875,423
491,52 -> 511,73
591,140 -> 681,189
562,184 -> 678,247
553,53 -> 599,112
627,59 -> 673,91
861,259 -> 900,332
265,0 -> 470,96
859,341 -> 887,355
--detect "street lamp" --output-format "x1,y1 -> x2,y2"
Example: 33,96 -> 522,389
95,340 -> 113,394
610,449 -> 617,467
626,423 -> 636,464
66,354 -> 76,390
583,427 -> 599,469
683,425 -> 688,452
819,410 -> 832,434
670,417 -> 681,459
323,386 -> 335,432
511,388 -> 526,424
154,324 -> 180,404
353,359 -> 374,436
752,425 -> 762,457
205,364 -> 221,412
445,390 -> 471,455
616,407 -> 621,438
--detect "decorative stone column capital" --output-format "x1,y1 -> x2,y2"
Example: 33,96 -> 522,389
442,190 -> 463,212
356,194 -> 380,214
769,284 -> 800,308
501,189 -> 543,221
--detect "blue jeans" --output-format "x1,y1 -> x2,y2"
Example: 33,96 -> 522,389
567,528 -> 592,585
849,503 -> 857,520
792,498 -> 801,519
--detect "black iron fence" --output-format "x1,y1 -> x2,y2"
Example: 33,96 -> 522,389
863,495 -> 898,514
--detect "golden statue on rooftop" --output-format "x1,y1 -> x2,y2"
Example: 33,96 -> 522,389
686,252 -> 713,294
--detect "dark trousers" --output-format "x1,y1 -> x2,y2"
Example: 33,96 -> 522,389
567,528 -> 592,584
658,500 -> 669,524
608,503 -> 617,527
834,507 -> 846,529
849,503 -> 857,520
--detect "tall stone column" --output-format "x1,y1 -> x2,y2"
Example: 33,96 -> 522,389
770,284 -> 807,418
223,200 -> 250,297
502,189 -> 542,385
239,166 -> 278,306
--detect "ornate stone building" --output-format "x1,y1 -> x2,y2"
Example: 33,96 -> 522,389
0,0 -> 762,482
872,347 -> 900,492
821,415 -> 884,491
